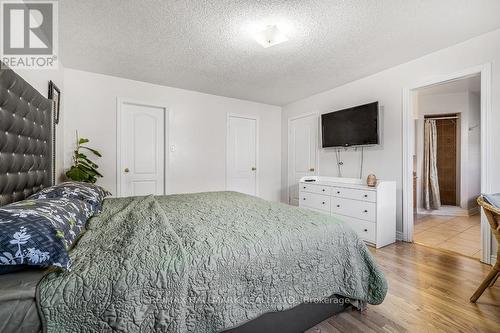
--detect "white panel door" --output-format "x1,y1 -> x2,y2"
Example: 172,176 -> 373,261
119,102 -> 165,197
289,115 -> 318,205
227,115 -> 257,196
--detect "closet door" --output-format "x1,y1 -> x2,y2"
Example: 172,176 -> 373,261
288,115 -> 318,206
226,115 -> 258,196
118,101 -> 166,197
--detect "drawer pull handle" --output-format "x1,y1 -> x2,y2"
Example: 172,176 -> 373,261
363,210 -> 368,213
303,186 -> 306,189
322,189 -> 325,192
322,202 -> 325,205
364,194 -> 368,198
364,229 -> 368,232
336,205 -> 340,208
303,198 -> 306,200
336,191 -> 340,194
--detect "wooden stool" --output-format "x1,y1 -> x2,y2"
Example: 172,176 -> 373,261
470,196 -> 500,302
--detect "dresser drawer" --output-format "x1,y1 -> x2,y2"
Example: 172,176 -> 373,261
299,192 -> 331,212
300,183 -> 331,195
331,187 -> 376,202
331,197 -> 376,222
335,214 -> 376,243
302,206 -> 331,215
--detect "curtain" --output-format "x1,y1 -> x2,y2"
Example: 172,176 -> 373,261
423,119 -> 441,210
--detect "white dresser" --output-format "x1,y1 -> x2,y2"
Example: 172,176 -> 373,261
298,176 -> 396,248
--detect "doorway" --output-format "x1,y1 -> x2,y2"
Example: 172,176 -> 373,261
226,114 -> 258,196
403,65 -> 493,264
423,114 -> 460,207
413,76 -> 481,258
117,99 -> 168,197
287,114 -> 318,206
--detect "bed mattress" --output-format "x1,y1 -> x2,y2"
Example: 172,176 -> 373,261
37,192 -> 387,332
0,269 -> 46,333
0,270 -> 349,333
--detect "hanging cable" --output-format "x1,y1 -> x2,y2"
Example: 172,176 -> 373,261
335,149 -> 343,177
335,150 -> 339,176
359,146 -> 364,179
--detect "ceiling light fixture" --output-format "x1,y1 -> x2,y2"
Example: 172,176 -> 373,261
254,25 -> 288,48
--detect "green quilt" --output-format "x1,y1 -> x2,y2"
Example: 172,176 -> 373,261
38,191 -> 387,332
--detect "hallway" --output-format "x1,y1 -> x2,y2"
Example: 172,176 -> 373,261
414,214 -> 481,258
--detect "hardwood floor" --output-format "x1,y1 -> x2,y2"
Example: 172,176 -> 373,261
306,242 -> 500,333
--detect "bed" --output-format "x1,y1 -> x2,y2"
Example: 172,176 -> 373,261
0,63 -> 387,333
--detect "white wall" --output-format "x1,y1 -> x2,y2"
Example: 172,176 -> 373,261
14,66 -> 65,182
63,69 -> 282,201
281,28 -> 500,241
468,92 -> 481,209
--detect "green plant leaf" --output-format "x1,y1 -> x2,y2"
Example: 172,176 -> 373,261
81,160 -> 98,169
79,162 -> 103,177
77,154 -> 98,168
80,146 -> 102,157
67,135 -> 103,183
66,166 -> 90,182
79,167 -> 97,176
79,165 -> 99,177
79,160 -> 99,171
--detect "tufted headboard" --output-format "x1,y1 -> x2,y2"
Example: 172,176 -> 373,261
0,62 -> 54,205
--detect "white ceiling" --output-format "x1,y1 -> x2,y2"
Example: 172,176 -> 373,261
60,1 -> 500,106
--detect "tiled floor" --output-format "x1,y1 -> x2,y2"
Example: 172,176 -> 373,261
414,214 -> 481,259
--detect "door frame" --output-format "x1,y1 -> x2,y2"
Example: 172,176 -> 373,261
225,113 -> 260,196
402,63 -> 492,264
286,112 -> 320,204
116,98 -> 169,197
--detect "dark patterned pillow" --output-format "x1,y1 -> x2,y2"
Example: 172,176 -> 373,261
29,181 -> 110,212
0,198 -> 94,271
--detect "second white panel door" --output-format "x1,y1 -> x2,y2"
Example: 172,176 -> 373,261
119,101 -> 165,197
227,115 -> 257,196
288,115 -> 318,206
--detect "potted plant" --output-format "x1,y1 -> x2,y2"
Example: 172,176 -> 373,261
66,132 -> 103,183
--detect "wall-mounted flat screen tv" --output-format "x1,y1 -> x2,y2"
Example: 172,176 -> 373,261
321,101 -> 379,148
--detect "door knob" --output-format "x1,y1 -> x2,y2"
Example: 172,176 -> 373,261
309,168 -> 315,172
251,167 -> 256,171
124,168 -> 130,173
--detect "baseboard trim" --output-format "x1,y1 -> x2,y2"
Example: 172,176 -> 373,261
417,206 -> 479,217
491,255 -> 497,265
396,231 -> 404,241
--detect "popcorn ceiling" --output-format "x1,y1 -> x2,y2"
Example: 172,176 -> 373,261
60,0 -> 500,105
